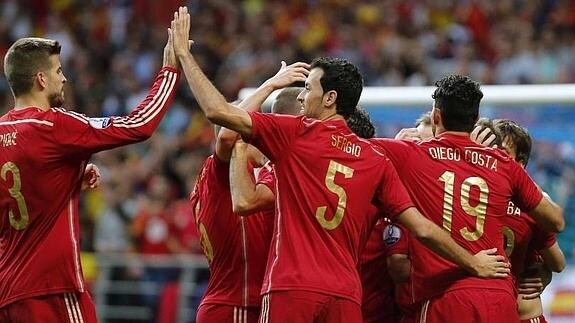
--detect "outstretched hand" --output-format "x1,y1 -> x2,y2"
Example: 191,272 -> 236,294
163,26 -> 177,68
263,61 -> 310,90
472,248 -> 510,278
172,6 -> 192,58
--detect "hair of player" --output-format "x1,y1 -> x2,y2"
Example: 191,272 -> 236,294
414,111 -> 432,128
310,57 -> 363,119
346,106 -> 375,139
4,37 -> 61,97
493,119 -> 532,166
272,87 -> 302,115
475,117 -> 503,147
432,75 -> 483,133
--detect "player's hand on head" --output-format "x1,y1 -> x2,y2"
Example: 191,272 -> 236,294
517,277 -> 544,299
172,6 -> 192,58
265,61 -> 310,90
471,126 -> 497,148
472,248 -> 510,278
81,163 -> 101,191
394,128 -> 421,141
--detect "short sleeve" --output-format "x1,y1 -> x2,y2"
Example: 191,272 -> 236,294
374,157 -> 414,221
256,162 -> 276,196
510,162 -> 543,212
370,138 -> 414,171
530,227 -> 557,251
245,112 -> 302,162
382,223 -> 410,255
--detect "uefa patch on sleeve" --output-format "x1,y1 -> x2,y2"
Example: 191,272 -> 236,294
382,224 -> 401,246
88,117 -> 111,129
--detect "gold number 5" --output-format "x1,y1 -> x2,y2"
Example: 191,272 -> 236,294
2,162 -> 29,230
315,160 -> 354,230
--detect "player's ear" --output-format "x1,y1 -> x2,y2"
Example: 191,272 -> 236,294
432,107 -> 441,126
36,71 -> 47,90
323,90 -> 337,107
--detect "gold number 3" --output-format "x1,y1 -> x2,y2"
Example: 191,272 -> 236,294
2,162 -> 29,230
315,160 -> 354,230
439,170 -> 489,241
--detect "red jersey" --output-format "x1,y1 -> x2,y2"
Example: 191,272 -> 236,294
189,155 -> 274,307
372,134 -> 543,302
502,202 -> 557,278
0,67 -> 179,307
246,113 -> 414,304
359,217 -> 396,323
383,222 -> 414,316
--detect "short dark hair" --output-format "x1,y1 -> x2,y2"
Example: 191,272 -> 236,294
346,106 -> 375,139
3,37 -> 61,96
414,112 -> 432,128
493,119 -> 532,166
272,87 -> 302,115
475,118 -> 502,147
310,57 -> 363,118
432,75 -> 483,132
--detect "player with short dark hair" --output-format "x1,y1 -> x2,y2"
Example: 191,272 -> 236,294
172,8 -> 510,321
371,75 -> 564,323
0,33 -> 179,322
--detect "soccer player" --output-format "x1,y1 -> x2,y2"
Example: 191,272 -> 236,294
231,105 -> 382,321
172,7 -> 509,322
492,119 -> 566,323
0,32 -> 179,322
189,63 -> 308,323
371,75 -> 564,322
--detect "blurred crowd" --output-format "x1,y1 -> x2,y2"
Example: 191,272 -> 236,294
1,0 -> 575,280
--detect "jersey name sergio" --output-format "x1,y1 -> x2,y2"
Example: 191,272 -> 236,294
428,146 -> 498,171
331,135 -> 361,157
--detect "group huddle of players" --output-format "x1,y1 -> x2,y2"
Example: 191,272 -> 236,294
0,5 -> 565,323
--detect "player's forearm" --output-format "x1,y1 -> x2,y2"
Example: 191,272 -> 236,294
230,145 -> 258,214
178,53 -> 226,119
111,67 -> 179,141
530,195 -> 565,233
415,224 -> 478,274
216,83 -> 276,160
178,53 -> 250,134
541,243 -> 566,273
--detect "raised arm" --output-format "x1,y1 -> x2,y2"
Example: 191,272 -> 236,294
229,140 -> 275,215
397,208 -> 510,278
172,7 -> 306,138
216,61 -> 309,161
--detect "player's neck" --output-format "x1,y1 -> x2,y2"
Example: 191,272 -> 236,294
14,93 -> 50,112
440,130 -> 470,137
322,113 -> 345,122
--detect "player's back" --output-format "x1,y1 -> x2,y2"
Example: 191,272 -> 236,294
371,133 -> 543,301
248,113 -> 413,304
189,155 -> 274,307
0,108 -> 89,307
502,203 -> 556,278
